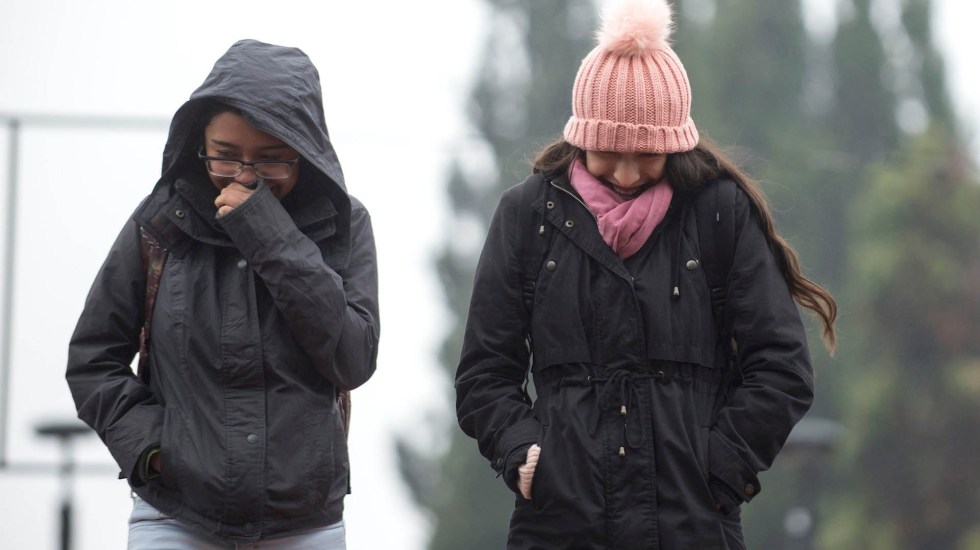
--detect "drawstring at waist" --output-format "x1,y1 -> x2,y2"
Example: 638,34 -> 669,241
590,369 -> 664,457
534,364 -> 725,457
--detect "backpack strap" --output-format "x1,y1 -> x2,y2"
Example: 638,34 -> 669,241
694,178 -> 738,339
137,227 -> 168,384
337,389 -> 351,439
693,179 -> 740,422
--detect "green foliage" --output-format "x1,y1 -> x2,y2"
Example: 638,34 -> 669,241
690,0 -> 808,153
852,131 -> 980,364
825,129 -> 980,549
830,0 -> 899,162
901,0 -> 956,131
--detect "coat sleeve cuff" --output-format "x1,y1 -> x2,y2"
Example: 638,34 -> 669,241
502,443 -> 534,495
707,428 -> 761,505
130,444 -> 161,487
214,184 -> 289,259
143,447 -> 161,481
490,417 -> 541,477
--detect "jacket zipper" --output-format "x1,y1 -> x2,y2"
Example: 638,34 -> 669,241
549,179 -> 597,222
549,179 -> 640,287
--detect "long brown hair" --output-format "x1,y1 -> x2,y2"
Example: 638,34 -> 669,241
531,137 -> 838,354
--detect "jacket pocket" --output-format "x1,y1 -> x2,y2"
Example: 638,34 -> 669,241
159,405 -> 225,518
303,400 -> 347,509
302,406 -> 335,508
157,406 -> 182,491
530,424 -> 550,511
696,425 -> 712,483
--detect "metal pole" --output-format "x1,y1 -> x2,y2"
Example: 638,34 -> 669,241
0,118 -> 21,468
36,421 -> 91,550
781,417 -> 843,550
59,436 -> 73,550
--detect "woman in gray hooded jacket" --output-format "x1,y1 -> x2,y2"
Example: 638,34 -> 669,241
66,40 -> 379,548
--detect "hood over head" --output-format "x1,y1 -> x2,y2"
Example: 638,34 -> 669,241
159,39 -> 349,217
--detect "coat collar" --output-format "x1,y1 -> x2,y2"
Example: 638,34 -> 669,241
135,173 -> 338,251
536,174 -> 634,282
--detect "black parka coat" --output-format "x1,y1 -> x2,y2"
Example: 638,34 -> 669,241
456,173 -> 813,549
66,40 -> 379,541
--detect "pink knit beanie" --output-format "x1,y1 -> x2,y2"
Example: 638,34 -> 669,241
563,0 -> 698,154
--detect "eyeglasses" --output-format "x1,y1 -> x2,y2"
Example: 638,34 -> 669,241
198,151 -> 299,180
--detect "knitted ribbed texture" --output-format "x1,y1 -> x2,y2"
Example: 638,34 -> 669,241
518,444 -> 541,500
563,0 -> 698,154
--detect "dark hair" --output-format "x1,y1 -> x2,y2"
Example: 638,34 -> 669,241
170,101 -> 244,179
197,101 -> 242,148
531,137 -> 838,354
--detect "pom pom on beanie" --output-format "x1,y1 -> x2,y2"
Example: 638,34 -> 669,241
564,0 -> 698,154
598,0 -> 673,56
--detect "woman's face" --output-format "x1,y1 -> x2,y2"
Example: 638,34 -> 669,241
202,111 -> 301,199
584,150 -> 667,198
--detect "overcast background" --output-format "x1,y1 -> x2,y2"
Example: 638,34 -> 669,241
0,1 -> 977,549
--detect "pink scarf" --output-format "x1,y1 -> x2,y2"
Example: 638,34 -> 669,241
569,158 -> 673,260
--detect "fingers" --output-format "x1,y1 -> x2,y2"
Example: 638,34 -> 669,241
214,182 -> 256,216
518,444 -> 541,500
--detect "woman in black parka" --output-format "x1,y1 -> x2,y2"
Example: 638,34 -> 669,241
67,40 -> 379,548
455,1 -> 837,548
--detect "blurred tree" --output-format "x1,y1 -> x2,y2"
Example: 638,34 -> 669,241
397,1 -> 594,548
820,0 -> 980,546
678,0 -> 809,154
824,128 -> 980,549
830,0 -> 900,163
897,0 -> 957,134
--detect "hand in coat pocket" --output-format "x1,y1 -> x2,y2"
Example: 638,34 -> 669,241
518,444 -> 541,500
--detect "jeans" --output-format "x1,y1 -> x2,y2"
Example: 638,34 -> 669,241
128,495 -> 346,550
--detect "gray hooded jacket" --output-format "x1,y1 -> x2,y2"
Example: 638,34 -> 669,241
67,40 -> 379,541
